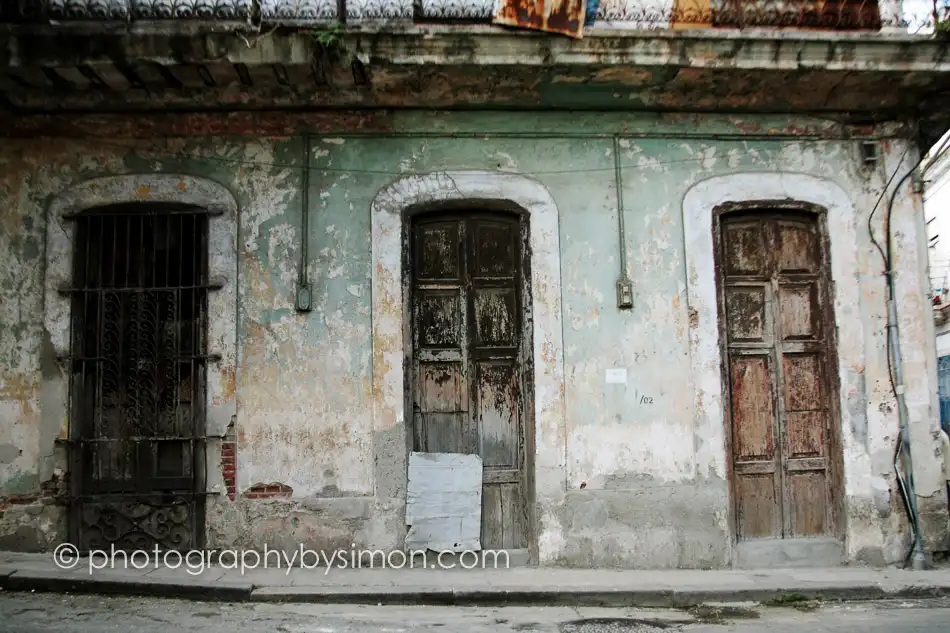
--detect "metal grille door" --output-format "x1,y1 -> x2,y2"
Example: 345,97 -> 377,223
63,203 -> 217,553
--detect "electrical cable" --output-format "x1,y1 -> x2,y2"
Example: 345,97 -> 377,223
868,146 -> 911,271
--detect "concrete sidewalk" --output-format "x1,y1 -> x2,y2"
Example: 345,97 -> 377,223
2,551 -> 950,607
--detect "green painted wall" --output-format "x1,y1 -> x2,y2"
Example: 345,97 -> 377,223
0,111 -> 939,567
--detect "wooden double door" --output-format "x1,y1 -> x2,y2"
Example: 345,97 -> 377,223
408,210 -> 531,551
718,209 -> 842,543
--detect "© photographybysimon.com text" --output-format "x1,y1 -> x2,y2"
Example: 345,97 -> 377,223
52,543 -> 511,576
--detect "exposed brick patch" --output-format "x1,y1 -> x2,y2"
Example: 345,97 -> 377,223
222,418 -> 237,502
244,483 -> 293,499
0,473 -> 68,510
41,471 -> 66,497
0,492 -> 59,511
0,494 -> 39,507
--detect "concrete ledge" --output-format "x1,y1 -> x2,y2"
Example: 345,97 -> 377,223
3,26 -> 950,73
2,22 -> 950,118
0,570 -> 950,609
246,585 -> 907,607
3,574 -> 949,607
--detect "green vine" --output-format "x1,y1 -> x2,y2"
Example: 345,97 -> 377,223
310,21 -> 347,57
304,21 -> 368,88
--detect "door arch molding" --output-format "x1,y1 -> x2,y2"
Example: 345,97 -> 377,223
682,172 -> 866,563
42,174 -> 239,536
44,174 -> 239,440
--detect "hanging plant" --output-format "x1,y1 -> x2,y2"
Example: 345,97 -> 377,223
310,21 -> 347,60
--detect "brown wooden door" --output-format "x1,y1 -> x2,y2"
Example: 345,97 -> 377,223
719,210 -> 840,542
409,211 -> 530,551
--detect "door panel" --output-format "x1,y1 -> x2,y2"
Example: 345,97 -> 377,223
476,361 -> 520,468
725,286 -> 771,343
776,221 -> 820,274
410,211 -> 529,551
723,221 -> 768,275
789,471 -> 828,536
418,291 -> 464,348
415,222 -> 462,280
779,284 -> 820,340
735,473 -> 780,539
473,289 -> 517,346
720,211 -> 839,542
730,355 -> 777,462
416,362 -> 470,454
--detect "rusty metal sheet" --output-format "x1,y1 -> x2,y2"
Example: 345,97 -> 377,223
492,0 -> 587,39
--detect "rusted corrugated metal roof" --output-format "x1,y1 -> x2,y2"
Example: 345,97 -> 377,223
492,0 -> 587,39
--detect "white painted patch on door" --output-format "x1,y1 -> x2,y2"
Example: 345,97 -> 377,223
405,452 -> 483,552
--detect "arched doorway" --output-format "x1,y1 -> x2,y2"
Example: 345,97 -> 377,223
407,208 -> 533,550
715,206 -> 845,562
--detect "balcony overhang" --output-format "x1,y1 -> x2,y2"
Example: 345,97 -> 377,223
2,23 -> 950,143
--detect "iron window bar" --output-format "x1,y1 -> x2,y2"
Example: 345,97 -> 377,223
57,353 -> 222,362
61,207 -> 225,219
64,205 -> 213,553
58,283 -> 224,293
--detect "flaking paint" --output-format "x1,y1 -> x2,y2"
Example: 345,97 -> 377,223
0,112 -> 944,565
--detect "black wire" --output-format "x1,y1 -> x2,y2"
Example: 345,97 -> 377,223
868,147 -> 910,272
885,168 -> 919,285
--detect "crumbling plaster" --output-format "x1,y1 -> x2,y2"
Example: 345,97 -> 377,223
0,112 -> 944,566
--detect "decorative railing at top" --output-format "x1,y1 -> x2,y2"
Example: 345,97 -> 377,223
0,0 -> 942,34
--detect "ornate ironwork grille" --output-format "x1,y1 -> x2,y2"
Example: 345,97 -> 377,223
64,203 -> 214,553
710,0 -> 881,30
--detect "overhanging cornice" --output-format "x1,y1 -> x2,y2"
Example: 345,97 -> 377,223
0,25 -> 948,135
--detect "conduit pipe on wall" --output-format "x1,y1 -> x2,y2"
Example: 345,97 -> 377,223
613,135 -> 634,310
886,270 -> 926,570
296,135 -> 313,312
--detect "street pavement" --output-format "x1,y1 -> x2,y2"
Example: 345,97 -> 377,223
1,593 -> 949,633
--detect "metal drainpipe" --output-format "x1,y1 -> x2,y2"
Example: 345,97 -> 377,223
888,283 -> 928,569
613,135 -> 633,310
885,159 -> 930,570
296,135 -> 314,312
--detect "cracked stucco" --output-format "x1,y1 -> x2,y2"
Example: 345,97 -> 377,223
0,112 -> 943,566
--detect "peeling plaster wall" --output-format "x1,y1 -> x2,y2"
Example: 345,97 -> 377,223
0,112 -> 944,567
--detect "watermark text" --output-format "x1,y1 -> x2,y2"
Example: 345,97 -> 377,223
52,543 -> 509,576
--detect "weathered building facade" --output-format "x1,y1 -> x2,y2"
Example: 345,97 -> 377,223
1,0 -> 950,569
